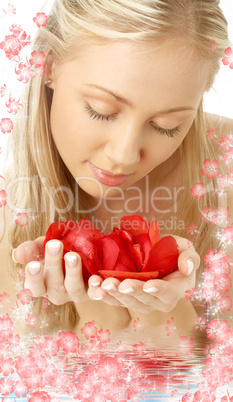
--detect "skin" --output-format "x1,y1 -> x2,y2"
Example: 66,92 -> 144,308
13,39 -> 209,324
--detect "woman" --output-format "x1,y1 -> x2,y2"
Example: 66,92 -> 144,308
1,0 -> 232,335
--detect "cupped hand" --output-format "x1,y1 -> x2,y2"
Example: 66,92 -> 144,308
88,235 -> 200,313
12,238 -> 89,305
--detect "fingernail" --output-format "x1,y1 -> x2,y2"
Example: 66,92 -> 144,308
93,295 -> 103,300
187,258 -> 194,275
48,241 -> 60,256
119,287 -> 134,294
143,287 -> 159,294
65,254 -> 78,268
102,283 -> 117,292
12,248 -> 18,263
91,281 -> 101,287
28,262 -> 41,275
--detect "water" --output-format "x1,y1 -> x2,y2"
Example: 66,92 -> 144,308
1,319 -> 233,401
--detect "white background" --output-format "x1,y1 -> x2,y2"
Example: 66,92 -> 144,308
0,0 -> 233,173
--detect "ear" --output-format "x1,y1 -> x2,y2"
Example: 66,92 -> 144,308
44,51 -> 56,89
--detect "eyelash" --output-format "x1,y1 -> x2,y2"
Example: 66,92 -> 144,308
85,103 -> 181,138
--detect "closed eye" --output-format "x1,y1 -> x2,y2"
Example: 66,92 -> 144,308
151,123 -> 181,138
85,103 -> 118,121
85,102 -> 181,138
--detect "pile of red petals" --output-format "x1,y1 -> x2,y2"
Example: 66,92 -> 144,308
43,215 -> 179,282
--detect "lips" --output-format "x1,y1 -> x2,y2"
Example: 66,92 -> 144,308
88,161 -> 133,186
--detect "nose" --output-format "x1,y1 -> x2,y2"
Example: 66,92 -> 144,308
104,125 -> 141,168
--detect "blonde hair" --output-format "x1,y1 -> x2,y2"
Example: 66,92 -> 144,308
2,0 -> 231,328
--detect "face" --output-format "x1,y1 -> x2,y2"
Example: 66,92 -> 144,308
48,40 -> 209,203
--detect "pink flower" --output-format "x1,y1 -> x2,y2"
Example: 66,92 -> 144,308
206,128 -> 217,139
31,336 -> 59,357
200,206 -> 218,224
224,147 -> 233,165
218,173 -> 233,190
210,42 -> 216,54
29,51 -> 46,77
221,396 -> 233,402
96,356 -> 120,379
214,275 -> 232,294
186,223 -> 198,236
57,331 -> 79,353
96,329 -> 111,344
28,391 -> 52,402
219,136 -> 233,151
16,289 -> 33,305
193,317 -> 206,332
2,3 -> 16,14
25,313 -> 40,328
0,292 -> 10,305
206,320 -> 221,340
81,320 -> 98,339
133,341 -> 147,356
176,335 -> 194,355
33,12 -> 48,28
0,84 -> 6,97
0,118 -> 13,134
14,381 -> 27,398
15,212 -> 28,226
193,390 -> 216,402
0,25 -> 31,61
216,296 -> 232,312
201,159 -> 220,179
222,223 -> 233,243
165,317 -> 176,336
185,287 -> 197,302
214,206 -> 230,227
133,317 -> 142,331
222,47 -> 233,69
0,189 -> 7,207
0,377 -> 15,396
15,61 -> 33,83
0,358 -> 14,376
191,183 -> 207,198
5,96 -> 23,115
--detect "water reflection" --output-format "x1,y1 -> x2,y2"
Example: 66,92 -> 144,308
1,301 -> 233,401
2,315 -> 233,401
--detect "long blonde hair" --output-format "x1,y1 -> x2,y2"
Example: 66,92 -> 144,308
2,0 -> 231,328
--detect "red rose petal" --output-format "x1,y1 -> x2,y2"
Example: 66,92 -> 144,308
142,236 -> 179,277
119,215 -> 149,235
149,220 -> 161,246
101,237 -> 119,271
98,270 -> 159,282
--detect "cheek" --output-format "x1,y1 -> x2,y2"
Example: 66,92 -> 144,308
50,94 -> 105,163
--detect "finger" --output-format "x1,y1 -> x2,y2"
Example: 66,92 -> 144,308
12,236 -> 45,265
177,249 -> 200,276
100,278 -> 152,311
88,277 -> 123,306
143,274 -> 194,305
118,279 -> 155,305
44,240 -> 65,293
24,261 -> 46,297
64,253 -> 89,302
168,235 -> 200,276
171,234 -> 195,252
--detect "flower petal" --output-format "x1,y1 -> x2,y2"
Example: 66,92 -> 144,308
119,215 -> 149,235
98,270 -> 159,282
142,236 -> 179,277
149,220 -> 161,246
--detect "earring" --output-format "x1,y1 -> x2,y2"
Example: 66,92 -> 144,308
45,79 -> 52,85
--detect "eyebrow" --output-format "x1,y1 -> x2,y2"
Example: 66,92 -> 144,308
84,84 -> 196,114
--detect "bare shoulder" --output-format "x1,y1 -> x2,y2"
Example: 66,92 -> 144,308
205,112 -> 233,135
